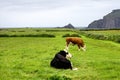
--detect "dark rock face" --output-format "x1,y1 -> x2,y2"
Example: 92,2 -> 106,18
88,9 -> 120,29
64,24 -> 75,29
88,19 -> 103,28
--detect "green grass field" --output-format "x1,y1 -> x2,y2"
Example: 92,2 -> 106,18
0,28 -> 120,80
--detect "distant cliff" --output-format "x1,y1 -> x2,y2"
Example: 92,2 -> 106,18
88,9 -> 120,29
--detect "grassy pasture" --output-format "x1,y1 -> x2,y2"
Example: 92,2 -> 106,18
0,28 -> 120,80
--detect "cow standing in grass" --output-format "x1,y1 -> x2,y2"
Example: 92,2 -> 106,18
65,37 -> 86,51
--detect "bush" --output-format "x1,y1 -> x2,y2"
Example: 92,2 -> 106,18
18,30 -> 25,32
62,34 -> 70,37
62,34 -> 81,37
35,30 -> 41,32
0,34 -> 9,37
79,32 -> 120,43
0,34 -> 55,38
70,34 -> 81,37
40,34 -> 55,37
108,35 -> 120,43
48,75 -> 71,80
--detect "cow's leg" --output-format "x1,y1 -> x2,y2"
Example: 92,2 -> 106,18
81,45 -> 86,51
65,41 -> 70,50
77,44 -> 80,51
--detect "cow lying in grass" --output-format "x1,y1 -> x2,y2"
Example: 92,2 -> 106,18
50,50 -> 77,70
65,37 -> 86,51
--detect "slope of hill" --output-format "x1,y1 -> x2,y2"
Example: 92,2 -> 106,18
88,9 -> 120,29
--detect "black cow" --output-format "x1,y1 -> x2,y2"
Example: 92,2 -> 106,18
50,50 -> 73,70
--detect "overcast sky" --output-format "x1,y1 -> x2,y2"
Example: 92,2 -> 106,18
0,0 -> 120,28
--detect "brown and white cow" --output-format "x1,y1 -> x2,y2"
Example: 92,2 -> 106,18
65,37 -> 86,51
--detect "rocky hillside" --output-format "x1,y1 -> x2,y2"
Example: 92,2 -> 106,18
88,9 -> 120,29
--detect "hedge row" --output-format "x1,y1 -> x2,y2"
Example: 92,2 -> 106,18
80,32 -> 120,43
62,33 -> 81,37
0,34 -> 55,38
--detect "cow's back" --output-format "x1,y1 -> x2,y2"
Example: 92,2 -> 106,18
66,37 -> 84,46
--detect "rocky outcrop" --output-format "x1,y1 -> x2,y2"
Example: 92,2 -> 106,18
88,19 -> 104,28
64,24 -> 75,29
88,9 -> 120,29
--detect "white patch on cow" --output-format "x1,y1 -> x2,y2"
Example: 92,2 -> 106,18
72,68 -> 78,70
81,45 -> 86,51
81,47 -> 86,51
64,49 -> 68,53
71,62 -> 78,70
66,53 -> 72,58
65,46 -> 69,51
70,42 -> 74,45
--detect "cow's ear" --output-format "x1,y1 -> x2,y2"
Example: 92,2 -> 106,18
60,50 -> 63,52
59,50 -> 64,54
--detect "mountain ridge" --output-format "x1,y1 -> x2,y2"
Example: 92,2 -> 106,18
88,9 -> 120,29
